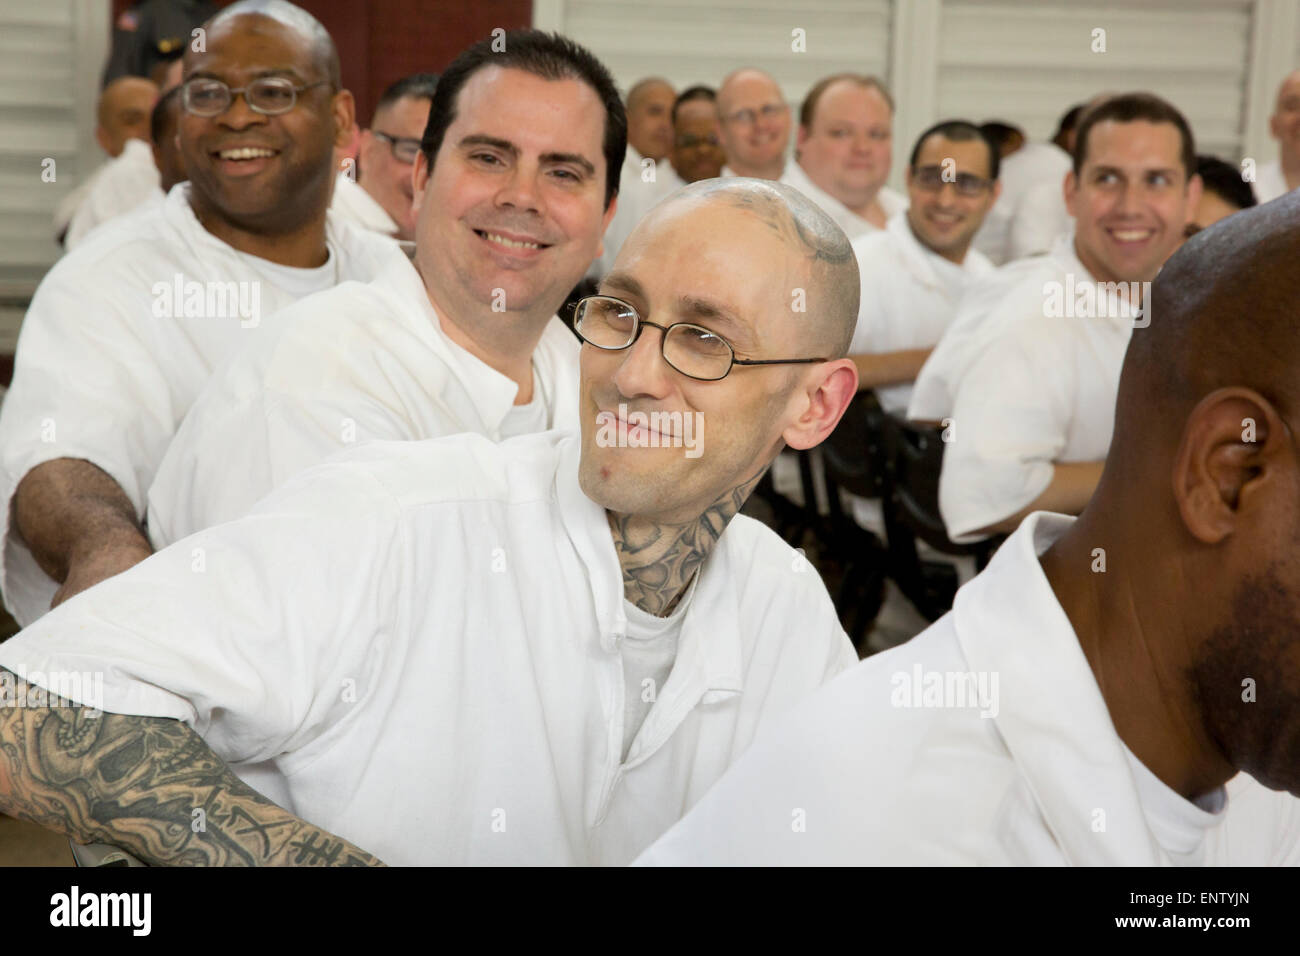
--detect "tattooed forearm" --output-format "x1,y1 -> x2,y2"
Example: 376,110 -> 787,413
0,667 -> 383,866
608,470 -> 764,616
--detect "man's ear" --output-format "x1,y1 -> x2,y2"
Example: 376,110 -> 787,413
1184,172 -> 1204,220
783,358 -> 859,451
1063,169 -> 1078,219
594,193 -> 618,261
410,150 -> 431,215
1172,388 -> 1289,545
331,89 -> 357,148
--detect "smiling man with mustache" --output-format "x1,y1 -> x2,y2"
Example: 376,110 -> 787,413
147,30 -> 618,544
0,0 -> 404,626
0,178 -> 861,866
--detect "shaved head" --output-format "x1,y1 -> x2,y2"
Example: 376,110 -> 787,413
627,77 -> 673,112
649,177 -> 859,356
196,0 -> 340,88
96,76 -> 159,156
1115,191 -> 1300,456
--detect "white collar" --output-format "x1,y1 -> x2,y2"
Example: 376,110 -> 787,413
952,512 -> 1169,864
884,212 -> 990,289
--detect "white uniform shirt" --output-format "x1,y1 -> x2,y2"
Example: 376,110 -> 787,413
329,173 -> 400,236
65,139 -> 162,248
972,142 -> 1072,265
909,230 -> 1086,423
937,288 -> 1135,541
849,212 -> 993,414
0,431 -> 857,866
779,160 -> 907,241
635,512 -> 1300,865
1007,179 -> 1072,261
146,253 -> 581,546
0,183 -> 405,626
589,148 -> 673,278
1252,159 -> 1293,204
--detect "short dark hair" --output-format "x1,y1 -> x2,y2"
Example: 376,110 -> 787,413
910,120 -> 1000,180
419,30 -> 626,209
1072,92 -> 1196,180
798,74 -> 893,129
150,85 -> 183,144
374,73 -> 439,121
1195,154 -> 1256,211
1054,104 -> 1085,140
672,85 -> 715,125
977,121 -> 1021,156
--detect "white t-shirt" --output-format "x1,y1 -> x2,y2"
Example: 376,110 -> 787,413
971,142 -> 1072,265
0,430 -> 857,866
146,253 -> 579,546
329,173 -> 400,236
849,212 -> 993,414
620,573 -> 697,760
65,139 -> 163,249
0,183 -> 406,626
937,269 -> 1137,541
634,512 -> 1300,865
780,160 -> 907,241
1252,159 -> 1294,204
909,230 -> 1087,423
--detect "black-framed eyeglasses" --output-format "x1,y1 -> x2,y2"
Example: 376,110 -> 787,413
911,164 -> 992,197
373,130 -> 422,164
573,295 -> 827,382
181,76 -> 331,117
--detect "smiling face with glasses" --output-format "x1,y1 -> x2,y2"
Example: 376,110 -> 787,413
576,191 -> 857,526
176,13 -> 353,236
904,133 -> 1001,262
358,94 -> 432,239
716,71 -> 790,178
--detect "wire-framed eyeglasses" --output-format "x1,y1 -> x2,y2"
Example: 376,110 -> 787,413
573,294 -> 827,382
182,76 -> 331,117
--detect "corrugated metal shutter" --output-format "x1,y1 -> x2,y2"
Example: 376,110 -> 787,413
537,0 -> 893,122
0,0 -> 107,306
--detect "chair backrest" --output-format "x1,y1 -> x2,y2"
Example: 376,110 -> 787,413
882,413 -> 978,555
821,391 -> 891,501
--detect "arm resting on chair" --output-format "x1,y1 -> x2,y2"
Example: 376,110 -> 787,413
0,667 -> 383,866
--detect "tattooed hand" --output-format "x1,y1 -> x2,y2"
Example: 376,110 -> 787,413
0,667 -> 384,866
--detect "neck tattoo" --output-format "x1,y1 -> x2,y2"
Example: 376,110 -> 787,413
607,472 -> 764,617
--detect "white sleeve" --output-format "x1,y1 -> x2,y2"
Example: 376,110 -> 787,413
938,324 -> 1068,541
148,348 -> 426,547
847,242 -> 893,355
1007,181 -> 1070,262
0,458 -> 405,765
0,254 -> 177,623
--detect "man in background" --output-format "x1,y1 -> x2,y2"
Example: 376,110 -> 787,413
1254,69 -> 1300,203
781,74 -> 906,238
665,86 -> 725,187
1192,154 -> 1256,231
716,68 -> 789,180
331,73 -> 438,240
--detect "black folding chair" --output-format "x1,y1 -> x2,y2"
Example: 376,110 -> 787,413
878,412 -> 1001,621
818,392 -> 892,649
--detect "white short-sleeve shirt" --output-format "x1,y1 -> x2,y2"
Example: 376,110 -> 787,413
0,431 -> 857,866
908,230 -> 1087,423
1252,160 -> 1294,204
971,142 -> 1072,265
588,148 -> 675,278
635,512 -> 1300,866
0,183 -> 406,625
64,139 -> 162,249
779,160 -> 908,242
329,173 -> 400,236
146,254 -> 581,546
849,212 -> 993,414
937,300 -> 1133,541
